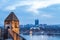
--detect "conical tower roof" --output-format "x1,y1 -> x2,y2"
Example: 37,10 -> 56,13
5,12 -> 19,21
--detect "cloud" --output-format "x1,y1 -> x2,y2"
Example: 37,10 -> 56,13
39,4 -> 60,14
4,0 -> 60,15
41,14 -> 53,18
5,1 -> 32,10
27,0 -> 60,14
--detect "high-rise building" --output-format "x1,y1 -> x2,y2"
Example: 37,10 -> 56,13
35,19 -> 39,26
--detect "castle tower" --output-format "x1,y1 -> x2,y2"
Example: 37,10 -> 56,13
4,12 -> 20,40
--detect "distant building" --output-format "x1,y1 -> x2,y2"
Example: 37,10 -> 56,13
35,19 -> 39,27
39,24 -> 47,27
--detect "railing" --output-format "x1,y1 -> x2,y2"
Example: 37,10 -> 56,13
8,29 -> 26,40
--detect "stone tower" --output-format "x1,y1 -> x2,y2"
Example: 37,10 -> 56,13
4,12 -> 20,40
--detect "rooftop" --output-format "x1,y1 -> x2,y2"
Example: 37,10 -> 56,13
5,12 -> 19,21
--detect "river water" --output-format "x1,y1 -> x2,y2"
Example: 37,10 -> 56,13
21,34 -> 60,40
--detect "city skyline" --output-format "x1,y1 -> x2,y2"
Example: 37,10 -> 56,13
0,0 -> 60,25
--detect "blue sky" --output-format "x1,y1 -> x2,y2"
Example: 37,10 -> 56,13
0,0 -> 60,25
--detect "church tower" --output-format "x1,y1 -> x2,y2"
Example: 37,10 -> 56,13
4,12 -> 20,40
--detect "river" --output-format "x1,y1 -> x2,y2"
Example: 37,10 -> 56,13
21,34 -> 60,40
